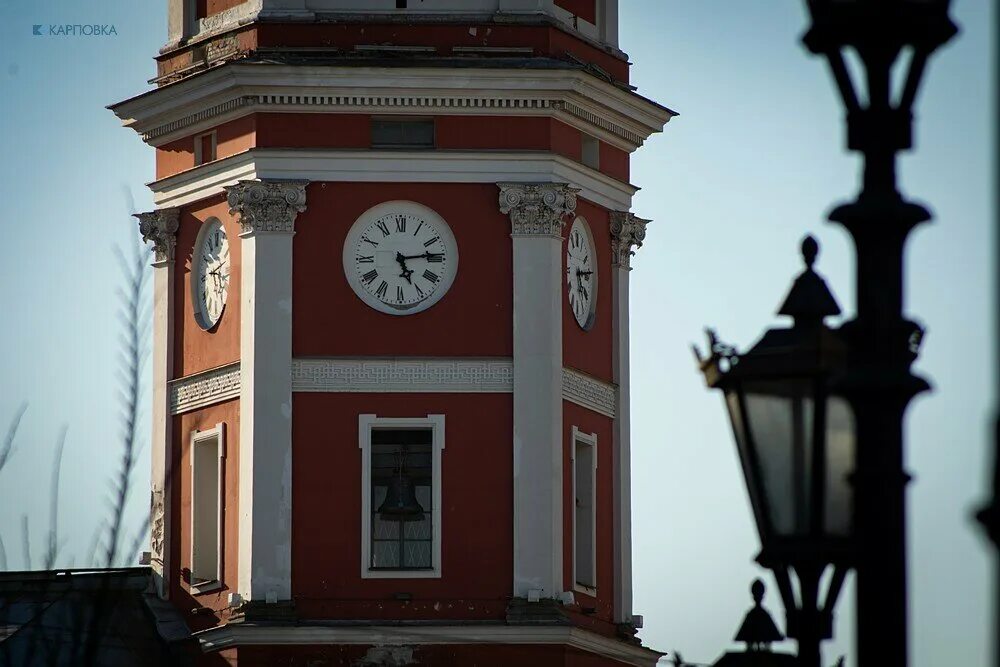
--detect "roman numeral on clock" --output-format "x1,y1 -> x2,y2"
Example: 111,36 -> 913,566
362,269 -> 379,284
375,281 -> 388,299
396,285 -> 404,302
423,270 -> 439,283
423,237 -> 440,248
396,216 -> 406,232
361,236 -> 378,247
357,255 -> 374,263
376,220 -> 391,237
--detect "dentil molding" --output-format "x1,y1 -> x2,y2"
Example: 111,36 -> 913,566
135,208 -> 180,263
225,179 -> 309,234
498,183 -> 579,237
168,359 -> 618,418
609,211 -> 651,270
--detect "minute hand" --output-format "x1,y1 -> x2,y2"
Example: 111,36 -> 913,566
400,252 -> 443,261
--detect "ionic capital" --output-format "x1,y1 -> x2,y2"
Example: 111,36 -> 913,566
226,180 -> 309,235
135,208 -> 180,263
610,211 -> 651,270
498,183 -> 579,237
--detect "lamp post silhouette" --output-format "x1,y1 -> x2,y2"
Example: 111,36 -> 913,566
697,237 -> 851,667
711,579 -> 797,667
799,1 -> 957,664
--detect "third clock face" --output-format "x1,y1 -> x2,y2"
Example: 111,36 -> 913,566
343,201 -> 459,315
566,217 -> 597,330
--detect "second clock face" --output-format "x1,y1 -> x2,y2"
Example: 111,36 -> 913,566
566,217 -> 597,330
193,217 -> 230,330
343,201 -> 458,315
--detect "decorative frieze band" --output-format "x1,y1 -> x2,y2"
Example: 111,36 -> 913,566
226,180 -> 309,235
498,183 -> 579,237
168,359 -> 617,418
135,208 -> 180,263
170,362 -> 241,415
610,211 -> 651,270
138,94 -> 643,148
292,358 -> 514,393
563,368 -> 617,418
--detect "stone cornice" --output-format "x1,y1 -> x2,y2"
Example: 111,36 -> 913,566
110,65 -> 675,151
135,208 -> 180,263
610,211 -> 651,270
226,179 -> 308,235
498,183 -> 579,237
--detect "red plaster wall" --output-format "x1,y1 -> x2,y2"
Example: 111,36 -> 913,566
555,0 -> 598,25
292,182 -> 512,358
174,196 -> 241,377
255,113 -> 369,149
155,116 -> 256,181
200,0 -> 246,19
563,201 -> 613,382
599,141 -> 630,183
291,393 -> 513,619
562,402 -> 615,627
435,116 -> 551,151
551,119 -> 583,162
170,400 -> 241,629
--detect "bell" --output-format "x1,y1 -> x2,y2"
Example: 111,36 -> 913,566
378,469 -> 425,522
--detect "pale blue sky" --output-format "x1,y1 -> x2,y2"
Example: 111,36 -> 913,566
0,2 -> 993,666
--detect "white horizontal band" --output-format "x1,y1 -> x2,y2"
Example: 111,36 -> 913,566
150,148 -> 638,211
169,358 -> 616,418
194,623 -> 662,667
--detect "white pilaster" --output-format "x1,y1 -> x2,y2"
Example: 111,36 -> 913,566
226,179 -> 308,603
609,211 -> 649,624
499,182 -> 578,599
136,208 -> 181,599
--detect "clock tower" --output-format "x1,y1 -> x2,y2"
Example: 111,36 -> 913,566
114,2 -> 674,664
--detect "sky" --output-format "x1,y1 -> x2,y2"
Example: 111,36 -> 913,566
0,1 -> 993,666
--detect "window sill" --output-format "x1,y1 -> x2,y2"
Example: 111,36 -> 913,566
574,583 -> 597,598
190,580 -> 223,595
362,568 -> 441,580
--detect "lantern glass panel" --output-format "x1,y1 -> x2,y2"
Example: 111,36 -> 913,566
744,379 -> 815,538
824,396 -> 855,536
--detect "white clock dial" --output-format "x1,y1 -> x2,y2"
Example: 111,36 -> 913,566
566,217 -> 597,330
343,201 -> 458,315
193,218 -> 230,330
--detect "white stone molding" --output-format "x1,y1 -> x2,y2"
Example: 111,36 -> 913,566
226,180 -> 308,235
609,211 -> 651,270
499,183 -> 579,237
562,368 -> 616,419
169,362 -> 241,415
293,358 -> 513,393
195,624 -> 663,667
135,208 -> 180,263
152,150 -> 636,212
111,65 -> 675,151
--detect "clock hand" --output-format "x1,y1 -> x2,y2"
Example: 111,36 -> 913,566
395,252 -> 414,284
400,252 -> 443,261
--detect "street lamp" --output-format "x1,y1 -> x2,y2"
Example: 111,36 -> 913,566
798,2 -> 957,665
697,237 -> 851,667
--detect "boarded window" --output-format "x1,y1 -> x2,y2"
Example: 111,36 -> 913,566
574,432 -> 596,590
191,425 -> 223,587
581,134 -> 600,170
371,119 -> 435,149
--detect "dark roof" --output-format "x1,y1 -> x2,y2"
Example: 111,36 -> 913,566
0,568 -> 194,666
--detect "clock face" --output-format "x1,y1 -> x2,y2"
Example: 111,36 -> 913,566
566,217 -> 597,330
343,201 -> 458,315
193,218 -> 230,330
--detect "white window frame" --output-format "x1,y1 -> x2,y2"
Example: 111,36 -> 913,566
189,422 -> 225,594
194,130 -> 217,165
572,426 -> 598,596
359,414 -> 445,579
